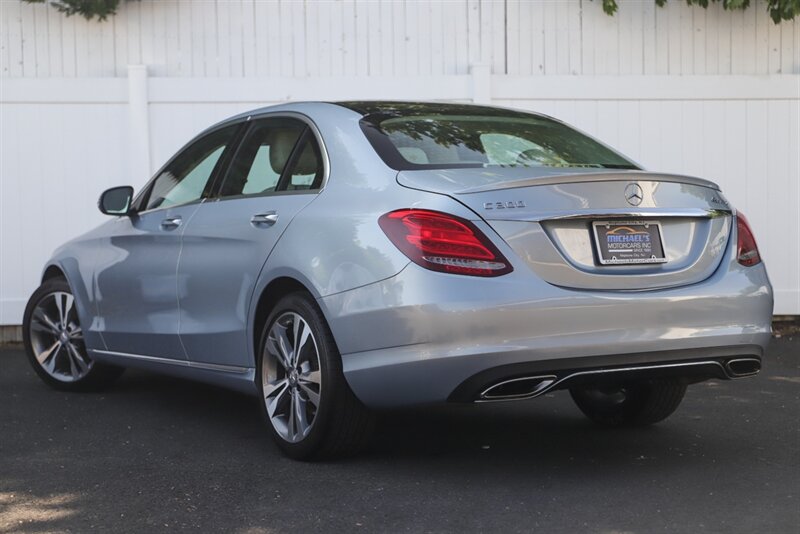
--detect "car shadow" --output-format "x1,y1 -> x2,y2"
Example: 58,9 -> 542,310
3,342 -> 797,533
110,367 -> 732,476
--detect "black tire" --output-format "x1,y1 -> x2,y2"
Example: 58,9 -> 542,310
569,378 -> 687,426
23,278 -> 125,392
256,292 -> 374,460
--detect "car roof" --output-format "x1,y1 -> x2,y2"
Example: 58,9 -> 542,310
222,101 -> 549,122
332,101 -> 539,119
198,100 -> 557,145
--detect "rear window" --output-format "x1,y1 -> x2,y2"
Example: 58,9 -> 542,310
360,113 -> 638,171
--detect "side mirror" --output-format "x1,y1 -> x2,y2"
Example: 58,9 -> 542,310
98,186 -> 134,216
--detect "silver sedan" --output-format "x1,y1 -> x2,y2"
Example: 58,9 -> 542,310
23,102 -> 773,459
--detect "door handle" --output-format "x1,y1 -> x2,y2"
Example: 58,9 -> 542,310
251,211 -> 279,226
160,216 -> 182,230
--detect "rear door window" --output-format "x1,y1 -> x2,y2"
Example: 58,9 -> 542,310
279,133 -> 324,191
218,118 -> 306,198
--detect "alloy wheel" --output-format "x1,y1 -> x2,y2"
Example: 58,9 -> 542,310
28,291 -> 92,382
262,312 -> 322,443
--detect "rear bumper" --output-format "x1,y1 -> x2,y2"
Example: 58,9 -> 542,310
448,349 -> 762,403
320,250 -> 773,408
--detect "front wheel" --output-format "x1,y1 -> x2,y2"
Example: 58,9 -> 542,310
23,278 -> 124,391
569,379 -> 687,426
256,292 -> 374,460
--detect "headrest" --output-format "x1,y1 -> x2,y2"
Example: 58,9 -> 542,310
515,148 -> 543,166
397,146 -> 429,164
291,142 -> 320,176
267,130 -> 301,173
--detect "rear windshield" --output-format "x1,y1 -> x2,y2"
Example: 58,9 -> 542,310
360,113 -> 638,171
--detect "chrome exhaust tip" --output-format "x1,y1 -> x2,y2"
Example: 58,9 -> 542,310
725,358 -> 761,378
478,375 -> 557,402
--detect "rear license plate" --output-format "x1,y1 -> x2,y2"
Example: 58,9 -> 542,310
592,220 -> 667,265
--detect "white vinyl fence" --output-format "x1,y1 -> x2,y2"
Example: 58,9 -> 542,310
1,0 -> 799,323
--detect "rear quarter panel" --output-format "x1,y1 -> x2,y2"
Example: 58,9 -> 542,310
249,104 -> 484,364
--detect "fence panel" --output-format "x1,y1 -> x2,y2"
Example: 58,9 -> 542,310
1,72 -> 797,322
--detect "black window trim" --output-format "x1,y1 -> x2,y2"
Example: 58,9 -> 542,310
208,119 -> 258,202
130,111 -> 329,214
275,128 -> 325,192
203,122 -> 251,199
212,120 -> 306,201
131,120 -> 248,215
207,114 -> 327,203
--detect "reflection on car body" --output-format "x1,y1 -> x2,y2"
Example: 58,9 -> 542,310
23,102 -> 773,459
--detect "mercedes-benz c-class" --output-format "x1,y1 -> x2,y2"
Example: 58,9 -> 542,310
23,102 -> 773,459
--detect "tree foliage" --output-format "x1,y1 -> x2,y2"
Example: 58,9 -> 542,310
22,0 -> 131,21
600,0 -> 799,23
23,0 -> 799,23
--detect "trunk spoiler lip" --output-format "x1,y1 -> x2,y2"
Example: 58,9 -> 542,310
487,207 -> 732,223
449,170 -> 721,194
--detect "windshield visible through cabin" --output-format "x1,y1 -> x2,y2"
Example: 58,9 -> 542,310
360,113 -> 638,171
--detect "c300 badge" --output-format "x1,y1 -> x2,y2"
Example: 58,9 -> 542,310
484,200 -> 526,210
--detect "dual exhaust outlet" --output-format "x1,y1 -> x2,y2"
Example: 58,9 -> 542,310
477,358 -> 762,402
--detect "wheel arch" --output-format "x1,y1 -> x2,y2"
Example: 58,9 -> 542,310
250,276 -> 318,367
37,258 -> 103,351
41,264 -> 67,283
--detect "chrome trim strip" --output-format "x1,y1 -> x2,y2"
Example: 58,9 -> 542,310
89,349 -> 252,374
488,208 -> 731,223
556,360 -> 727,384
476,360 -> 730,403
456,171 -> 721,194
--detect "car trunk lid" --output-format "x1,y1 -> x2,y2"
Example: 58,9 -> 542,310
397,168 -> 733,291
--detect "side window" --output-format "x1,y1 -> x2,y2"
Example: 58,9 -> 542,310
281,134 -> 324,191
145,124 -> 239,211
218,118 -> 306,198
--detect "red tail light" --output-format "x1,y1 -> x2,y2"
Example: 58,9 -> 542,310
736,212 -> 761,267
379,209 -> 513,277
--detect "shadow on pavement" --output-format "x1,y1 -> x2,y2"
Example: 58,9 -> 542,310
1,337 -> 797,533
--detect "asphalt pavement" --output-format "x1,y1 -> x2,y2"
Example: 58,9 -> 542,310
1,338 -> 798,533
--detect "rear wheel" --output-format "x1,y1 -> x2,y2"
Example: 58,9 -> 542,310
569,379 -> 687,426
23,278 -> 124,391
256,292 -> 374,460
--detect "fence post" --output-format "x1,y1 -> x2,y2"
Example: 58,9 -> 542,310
127,65 -> 151,183
470,63 -> 492,104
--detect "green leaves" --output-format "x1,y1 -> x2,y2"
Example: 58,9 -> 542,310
596,0 -> 798,22
24,0 -> 800,23
768,0 -> 800,22
22,0 -> 130,21
601,0 -> 619,16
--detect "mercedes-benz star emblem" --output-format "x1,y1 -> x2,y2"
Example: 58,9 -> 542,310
624,183 -> 644,206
